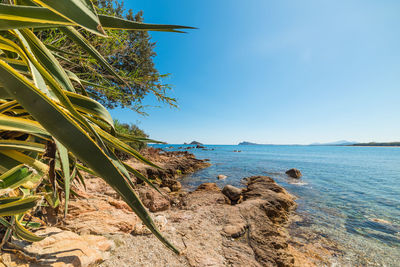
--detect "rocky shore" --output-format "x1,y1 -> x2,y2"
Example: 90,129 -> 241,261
0,148 -> 333,266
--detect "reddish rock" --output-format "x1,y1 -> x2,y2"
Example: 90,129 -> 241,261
195,183 -> 220,192
138,187 -> 170,212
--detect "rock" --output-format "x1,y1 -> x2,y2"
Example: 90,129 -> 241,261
217,174 -> 227,180
6,227 -> 113,267
222,185 -> 242,202
65,190 -> 139,235
183,184 -> 229,208
223,223 -> 248,238
125,148 -> 211,182
286,168 -> 302,178
196,144 -> 205,149
161,179 -> 182,192
132,214 -> 168,235
101,176 -> 313,267
161,186 -> 171,193
138,187 -> 170,212
195,183 -> 220,192
154,214 -> 168,229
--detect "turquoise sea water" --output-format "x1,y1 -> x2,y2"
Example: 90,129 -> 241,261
152,144 -> 400,266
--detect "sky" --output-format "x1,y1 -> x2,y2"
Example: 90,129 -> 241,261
110,0 -> 400,145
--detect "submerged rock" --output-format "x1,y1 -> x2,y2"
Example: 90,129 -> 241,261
217,174 -> 227,180
286,168 -> 302,178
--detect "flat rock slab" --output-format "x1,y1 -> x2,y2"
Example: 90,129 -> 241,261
1,227 -> 114,267
66,178 -> 139,235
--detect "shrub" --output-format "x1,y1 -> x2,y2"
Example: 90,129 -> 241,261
0,0 -> 192,254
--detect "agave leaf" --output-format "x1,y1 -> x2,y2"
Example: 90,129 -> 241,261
98,14 -> 196,32
65,70 -> 88,95
0,4 -> 73,29
14,218 -> 45,242
122,162 -> 164,196
0,55 -> 179,254
43,184 -> 60,208
0,5 -> 194,32
0,196 -> 40,216
0,197 -> 23,205
95,126 -> 162,169
116,132 -> 165,144
0,140 -> 45,153
31,0 -> 105,36
17,29 -> 76,93
0,114 -> 50,139
65,91 -> 114,129
54,139 -> 70,216
0,150 -> 48,175
20,172 -> 42,190
15,30 -> 109,151
76,163 -> 96,176
0,100 -> 19,113
0,217 -> 11,228
75,168 -> 86,189
0,153 -> 21,174
21,221 -> 41,228
0,164 -> 32,190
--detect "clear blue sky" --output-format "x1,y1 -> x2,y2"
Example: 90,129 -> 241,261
110,0 -> 400,145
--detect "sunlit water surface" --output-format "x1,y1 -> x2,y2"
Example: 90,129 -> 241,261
152,144 -> 400,266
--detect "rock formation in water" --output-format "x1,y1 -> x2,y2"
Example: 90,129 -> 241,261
286,168 -> 302,178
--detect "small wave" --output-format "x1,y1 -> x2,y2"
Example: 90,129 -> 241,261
288,180 -> 308,186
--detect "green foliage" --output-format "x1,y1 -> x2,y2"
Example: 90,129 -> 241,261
114,119 -> 148,153
39,0 -> 177,114
0,0 -> 192,253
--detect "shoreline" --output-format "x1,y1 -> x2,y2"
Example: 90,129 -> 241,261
1,148 -> 335,266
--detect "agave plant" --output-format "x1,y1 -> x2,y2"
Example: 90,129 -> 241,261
0,0 -> 192,254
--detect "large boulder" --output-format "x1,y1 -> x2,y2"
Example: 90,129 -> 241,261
138,187 -> 170,212
285,168 -> 302,178
222,185 -> 242,203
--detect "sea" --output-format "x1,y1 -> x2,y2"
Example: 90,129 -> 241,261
152,144 -> 400,266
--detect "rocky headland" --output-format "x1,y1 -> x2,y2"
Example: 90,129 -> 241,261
0,148 -> 335,267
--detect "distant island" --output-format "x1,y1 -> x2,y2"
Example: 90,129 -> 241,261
189,141 -> 203,145
350,142 -> 400,147
310,140 -> 357,146
238,141 -> 259,145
